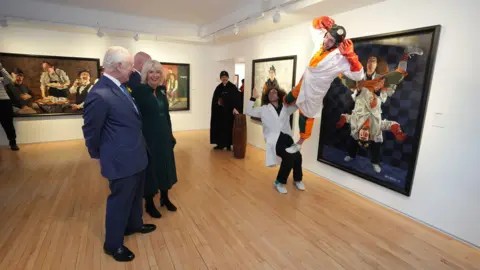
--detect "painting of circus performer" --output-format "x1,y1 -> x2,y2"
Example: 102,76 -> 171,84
316,25 -> 441,196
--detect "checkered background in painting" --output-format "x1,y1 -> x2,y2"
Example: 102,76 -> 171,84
319,43 -> 429,172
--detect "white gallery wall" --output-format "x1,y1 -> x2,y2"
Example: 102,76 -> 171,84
0,26 -> 218,145
215,0 -> 480,246
235,63 -> 246,86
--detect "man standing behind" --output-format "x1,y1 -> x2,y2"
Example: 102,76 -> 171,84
82,46 -> 156,262
127,51 -> 151,90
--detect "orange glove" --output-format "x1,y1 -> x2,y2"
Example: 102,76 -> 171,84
391,123 -> 407,141
339,39 -> 354,55
312,16 -> 335,31
339,39 -> 362,72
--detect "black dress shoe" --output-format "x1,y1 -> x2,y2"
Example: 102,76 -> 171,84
124,224 -> 156,236
160,198 -> 177,212
103,245 -> 135,262
10,144 -> 19,151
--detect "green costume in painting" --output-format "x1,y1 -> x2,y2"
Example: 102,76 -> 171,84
131,83 -> 178,218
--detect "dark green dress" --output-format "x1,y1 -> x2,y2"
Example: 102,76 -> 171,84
132,83 -> 178,197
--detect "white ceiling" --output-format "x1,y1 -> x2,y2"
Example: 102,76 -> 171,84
210,0 -> 385,44
33,0 -> 259,25
2,0 -> 386,44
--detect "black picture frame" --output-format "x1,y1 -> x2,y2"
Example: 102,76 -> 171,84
160,62 -> 190,111
250,55 -> 297,126
0,52 -> 100,117
316,25 -> 441,196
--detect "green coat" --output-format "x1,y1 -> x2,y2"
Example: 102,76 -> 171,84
132,83 -> 178,196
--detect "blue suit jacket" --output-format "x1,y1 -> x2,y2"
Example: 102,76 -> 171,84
82,76 -> 148,180
127,71 -> 141,90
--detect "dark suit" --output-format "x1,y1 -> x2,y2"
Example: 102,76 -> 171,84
82,75 -> 148,250
127,71 -> 141,90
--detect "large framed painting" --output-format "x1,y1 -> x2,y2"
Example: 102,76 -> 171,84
251,55 -> 297,122
317,25 -> 441,196
0,52 -> 100,117
161,62 -> 190,111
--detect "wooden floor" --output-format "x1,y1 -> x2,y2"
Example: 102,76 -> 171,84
0,130 -> 478,270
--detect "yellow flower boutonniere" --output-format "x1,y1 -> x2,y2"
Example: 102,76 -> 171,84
127,87 -> 132,93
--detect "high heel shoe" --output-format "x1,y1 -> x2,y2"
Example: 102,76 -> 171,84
160,198 -> 177,212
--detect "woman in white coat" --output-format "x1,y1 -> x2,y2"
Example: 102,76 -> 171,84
245,84 -> 305,194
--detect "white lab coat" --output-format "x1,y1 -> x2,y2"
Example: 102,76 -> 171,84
296,26 -> 365,118
245,100 -> 298,167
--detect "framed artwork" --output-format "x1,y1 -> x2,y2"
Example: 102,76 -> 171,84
0,52 -> 100,117
161,62 -> 190,111
317,25 -> 441,196
251,55 -> 297,122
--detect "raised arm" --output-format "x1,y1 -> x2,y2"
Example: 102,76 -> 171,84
286,102 -> 299,116
310,16 -> 335,57
244,87 -> 262,118
0,63 -> 13,85
339,39 -> 365,81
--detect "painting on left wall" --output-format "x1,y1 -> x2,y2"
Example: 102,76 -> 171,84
0,52 -> 100,117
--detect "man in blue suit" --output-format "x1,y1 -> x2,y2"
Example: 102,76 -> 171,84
126,51 -> 151,90
82,46 -> 156,262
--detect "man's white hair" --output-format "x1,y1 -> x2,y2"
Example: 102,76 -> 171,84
102,46 -> 131,70
140,59 -> 164,84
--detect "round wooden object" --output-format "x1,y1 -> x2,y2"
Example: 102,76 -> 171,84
232,113 -> 247,159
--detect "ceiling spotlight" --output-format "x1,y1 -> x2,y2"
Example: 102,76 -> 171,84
233,24 -> 239,35
133,33 -> 139,41
0,19 -> 7,28
96,29 -> 104,38
272,10 -> 281,23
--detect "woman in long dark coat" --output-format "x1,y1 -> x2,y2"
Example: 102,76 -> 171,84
131,59 -> 178,218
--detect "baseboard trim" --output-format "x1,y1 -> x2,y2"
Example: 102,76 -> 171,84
247,142 -> 479,249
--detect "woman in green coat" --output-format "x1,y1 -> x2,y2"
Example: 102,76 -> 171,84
131,59 -> 178,218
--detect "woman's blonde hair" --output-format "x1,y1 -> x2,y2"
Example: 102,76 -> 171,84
140,59 -> 164,84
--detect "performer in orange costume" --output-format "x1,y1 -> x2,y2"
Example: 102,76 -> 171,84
284,16 -> 365,154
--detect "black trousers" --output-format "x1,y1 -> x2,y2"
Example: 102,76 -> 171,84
275,133 -> 303,184
105,169 -> 145,250
0,100 -> 16,144
347,137 -> 381,164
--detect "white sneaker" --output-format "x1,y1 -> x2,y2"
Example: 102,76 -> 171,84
274,181 -> 287,194
285,144 -> 301,154
372,163 -> 381,173
294,181 -> 305,191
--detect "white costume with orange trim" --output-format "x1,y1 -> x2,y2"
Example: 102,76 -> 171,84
295,26 -> 365,118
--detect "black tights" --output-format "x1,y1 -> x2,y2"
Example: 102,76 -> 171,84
145,189 -> 169,205
160,189 -> 169,200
